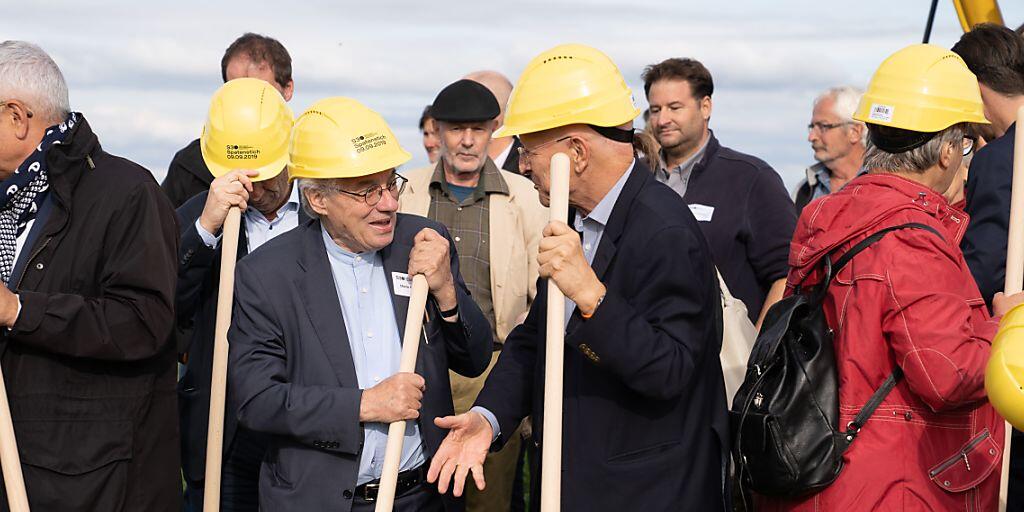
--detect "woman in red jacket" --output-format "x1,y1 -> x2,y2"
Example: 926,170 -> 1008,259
757,44 -> 1024,511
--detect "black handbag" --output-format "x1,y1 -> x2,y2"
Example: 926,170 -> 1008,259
730,222 -> 941,499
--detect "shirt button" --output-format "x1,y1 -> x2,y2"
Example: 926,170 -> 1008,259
355,256 -> 362,262
374,376 -> 381,382
584,244 -> 591,251
455,236 -> 461,242
457,207 -> 463,211
366,330 -> 374,338
361,288 -> 368,294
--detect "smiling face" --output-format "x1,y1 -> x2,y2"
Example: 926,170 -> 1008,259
305,170 -> 400,253
438,120 -> 494,175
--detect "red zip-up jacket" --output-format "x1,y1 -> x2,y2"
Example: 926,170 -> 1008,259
757,173 -> 1004,511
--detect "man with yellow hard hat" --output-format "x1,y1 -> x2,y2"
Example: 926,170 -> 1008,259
175,77 -> 300,511
227,97 -> 492,511
755,44 -> 1024,511
426,44 -> 728,511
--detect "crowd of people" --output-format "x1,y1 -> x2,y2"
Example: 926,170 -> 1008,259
0,20 -> 1023,512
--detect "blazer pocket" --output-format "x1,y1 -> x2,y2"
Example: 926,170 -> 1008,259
607,440 -> 681,465
928,429 -> 1000,493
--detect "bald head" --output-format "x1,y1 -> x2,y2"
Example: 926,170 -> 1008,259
464,70 -> 513,124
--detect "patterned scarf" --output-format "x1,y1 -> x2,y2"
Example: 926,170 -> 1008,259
0,112 -> 78,284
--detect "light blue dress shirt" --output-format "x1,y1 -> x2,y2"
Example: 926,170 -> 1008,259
196,184 -> 301,252
321,226 -> 426,485
473,161 -> 636,440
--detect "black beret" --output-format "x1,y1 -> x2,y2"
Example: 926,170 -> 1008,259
431,79 -> 500,123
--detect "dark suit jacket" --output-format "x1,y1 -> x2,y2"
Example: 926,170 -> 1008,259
162,139 -> 213,208
175,190 -> 309,484
475,164 -> 729,511
500,137 -> 523,174
228,215 -> 492,511
963,123 -> 1016,310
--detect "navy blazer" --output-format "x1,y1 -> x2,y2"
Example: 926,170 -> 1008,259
174,190 -> 310,484
475,164 -> 729,511
228,215 -> 492,511
963,123 -> 1016,310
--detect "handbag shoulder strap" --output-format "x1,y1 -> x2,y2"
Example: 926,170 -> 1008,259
832,222 -> 943,448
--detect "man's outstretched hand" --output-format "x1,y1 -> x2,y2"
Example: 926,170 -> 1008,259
427,412 -> 494,496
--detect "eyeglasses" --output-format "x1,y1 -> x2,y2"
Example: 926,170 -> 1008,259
807,121 -> 850,134
962,137 -> 975,157
335,174 -> 407,206
517,136 -> 572,171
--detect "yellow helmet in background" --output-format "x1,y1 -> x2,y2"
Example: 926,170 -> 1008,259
494,44 -> 641,138
288,97 -> 411,181
987,304 -> 1024,429
200,77 -> 294,181
853,44 -> 988,134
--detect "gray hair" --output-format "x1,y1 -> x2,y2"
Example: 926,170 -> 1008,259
0,41 -> 69,123
814,85 -> 866,145
297,177 -> 345,219
863,124 -> 966,174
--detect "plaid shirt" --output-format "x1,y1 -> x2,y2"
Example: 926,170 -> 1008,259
427,159 -> 509,344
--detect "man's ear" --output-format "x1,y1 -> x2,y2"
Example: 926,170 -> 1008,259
569,136 -> 589,175
303,186 -> 330,217
281,80 -> 295,102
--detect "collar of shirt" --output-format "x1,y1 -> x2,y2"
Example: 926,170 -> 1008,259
573,160 -> 635,236
320,224 -> 378,267
657,135 -> 709,180
246,182 -> 300,224
493,140 -> 514,170
429,158 -> 510,198
805,162 -> 868,199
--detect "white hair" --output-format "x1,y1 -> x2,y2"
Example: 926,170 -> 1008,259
0,41 -> 69,123
814,85 -> 866,144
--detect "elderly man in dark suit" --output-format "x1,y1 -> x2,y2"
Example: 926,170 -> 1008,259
427,44 -> 728,511
228,96 -> 492,512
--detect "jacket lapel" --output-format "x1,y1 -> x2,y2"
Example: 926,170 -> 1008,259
566,165 -> 649,331
381,216 -> 413,344
296,220 -> 359,388
489,192 -> 514,326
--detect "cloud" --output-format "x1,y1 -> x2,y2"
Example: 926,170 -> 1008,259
6,0 -> 1020,192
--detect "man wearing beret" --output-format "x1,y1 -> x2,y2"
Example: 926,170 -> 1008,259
399,79 -> 547,512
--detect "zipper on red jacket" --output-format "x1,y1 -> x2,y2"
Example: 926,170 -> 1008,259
928,430 -> 990,477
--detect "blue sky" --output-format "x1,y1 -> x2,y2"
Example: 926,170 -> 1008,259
8,1 -> 1023,192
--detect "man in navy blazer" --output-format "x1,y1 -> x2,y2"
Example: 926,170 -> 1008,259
228,98 -> 492,511
427,45 -> 728,511
952,24 -> 1024,509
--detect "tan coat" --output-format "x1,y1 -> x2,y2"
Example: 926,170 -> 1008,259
399,163 -> 547,342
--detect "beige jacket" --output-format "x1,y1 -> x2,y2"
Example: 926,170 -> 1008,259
399,163 -> 547,341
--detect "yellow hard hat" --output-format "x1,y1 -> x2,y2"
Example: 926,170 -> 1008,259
987,303 -> 1024,429
288,97 -> 411,181
200,77 -> 294,181
494,44 -> 641,138
853,44 -> 988,133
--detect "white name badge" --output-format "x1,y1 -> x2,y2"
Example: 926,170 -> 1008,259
689,203 -> 715,222
392,272 -> 413,297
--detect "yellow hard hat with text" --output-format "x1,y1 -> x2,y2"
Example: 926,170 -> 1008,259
987,304 -> 1024,430
494,43 -> 641,138
288,97 -> 411,181
200,77 -> 294,181
853,44 -> 988,133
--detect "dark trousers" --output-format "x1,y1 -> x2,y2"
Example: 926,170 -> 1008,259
351,483 -> 444,512
182,427 -> 267,512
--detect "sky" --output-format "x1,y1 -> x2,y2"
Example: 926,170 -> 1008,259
7,1 -> 1023,192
